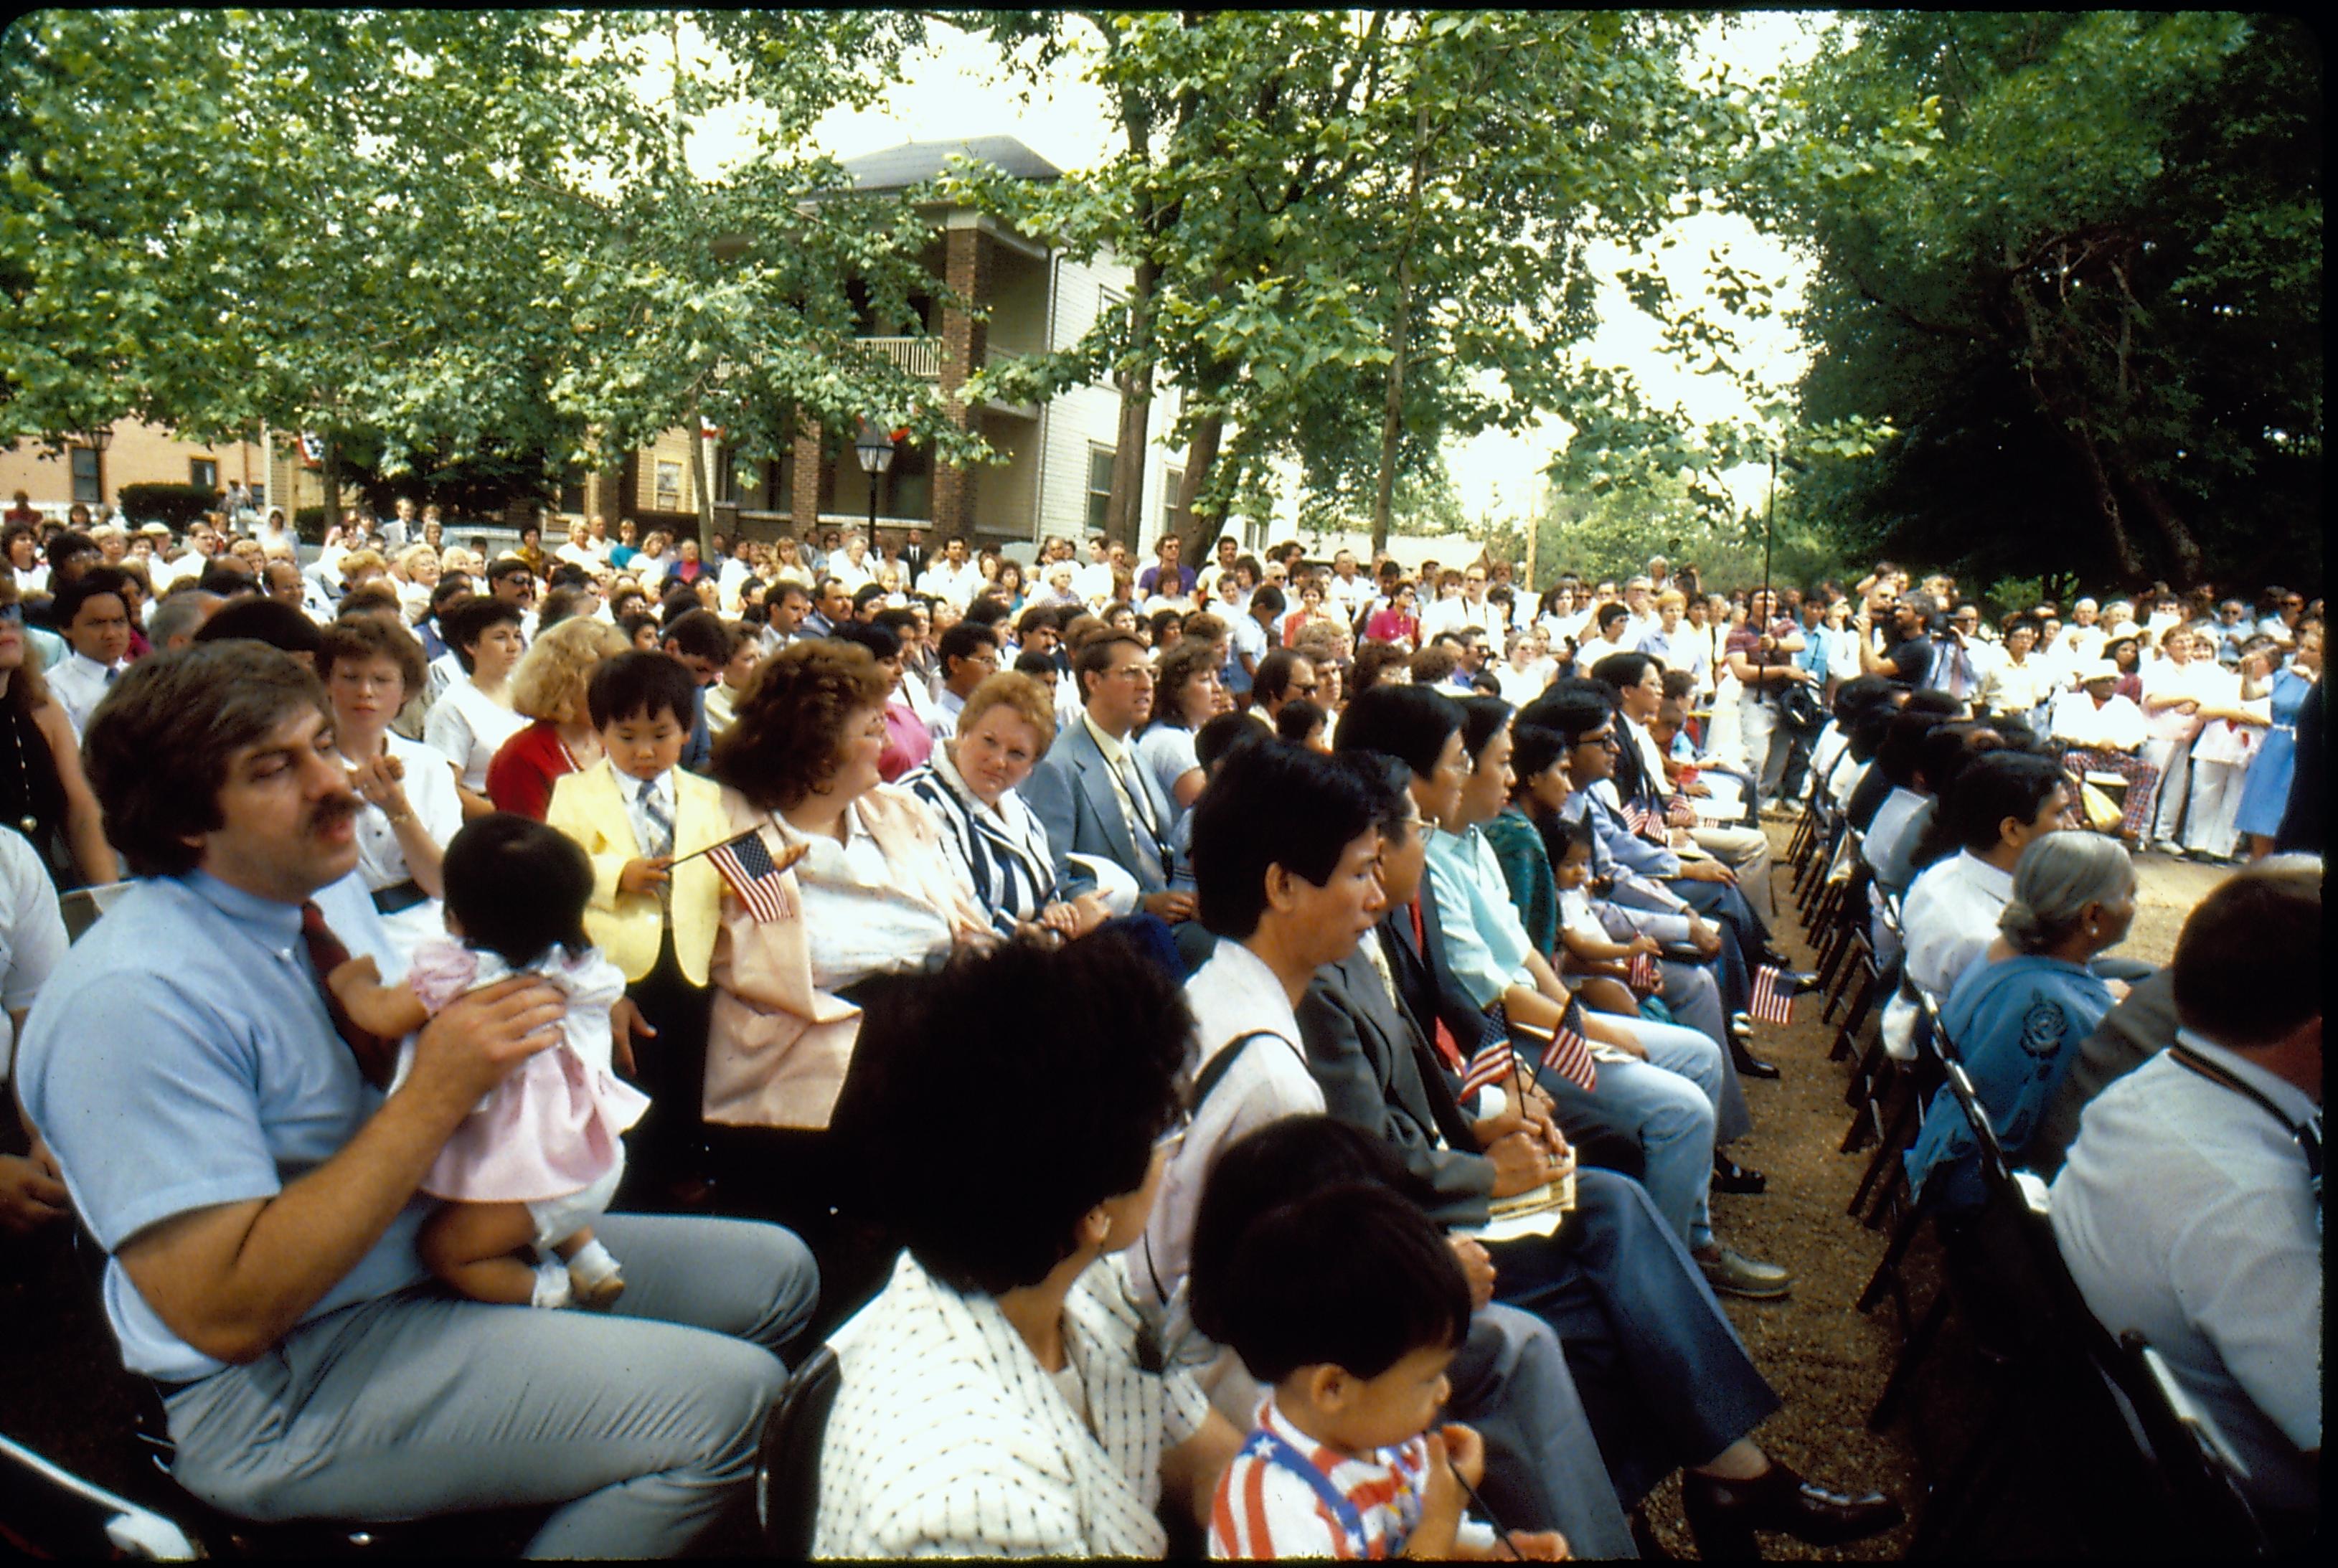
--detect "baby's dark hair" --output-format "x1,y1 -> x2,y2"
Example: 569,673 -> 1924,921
1209,1181 -> 1470,1386
442,813 -> 593,968
1553,813 -> 1597,860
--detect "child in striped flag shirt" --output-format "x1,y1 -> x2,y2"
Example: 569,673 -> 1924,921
1204,1183 -> 1566,1560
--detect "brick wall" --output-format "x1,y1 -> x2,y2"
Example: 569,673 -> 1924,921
930,224 -> 994,540
0,419 -> 265,515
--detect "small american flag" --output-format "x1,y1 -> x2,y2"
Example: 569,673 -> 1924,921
1626,950 -> 1661,997
1620,798 -> 1663,839
705,831 -> 803,923
1458,1036 -> 1519,1101
1539,1001 -> 1599,1092
1750,964 -> 1798,1026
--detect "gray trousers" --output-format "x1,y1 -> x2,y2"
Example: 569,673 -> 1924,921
163,1213 -> 819,1558
1450,1303 -> 1638,1558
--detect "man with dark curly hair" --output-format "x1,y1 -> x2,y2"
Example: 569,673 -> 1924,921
17,642 -> 819,1554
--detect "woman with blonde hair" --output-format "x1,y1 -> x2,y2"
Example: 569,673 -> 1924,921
899,671 -> 1111,941
484,615 -> 631,820
395,543 -> 442,623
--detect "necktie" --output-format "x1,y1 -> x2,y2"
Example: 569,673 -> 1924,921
1103,752 -> 1167,887
1408,899 -> 1465,1070
104,666 -> 116,684
300,902 -> 397,1089
638,777 -> 674,858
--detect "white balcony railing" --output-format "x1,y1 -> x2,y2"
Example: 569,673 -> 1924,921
859,336 -> 941,379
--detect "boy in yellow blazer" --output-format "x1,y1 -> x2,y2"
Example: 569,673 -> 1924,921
546,651 -> 727,1202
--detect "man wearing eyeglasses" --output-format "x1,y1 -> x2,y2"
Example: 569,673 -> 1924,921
1024,629 -> 1194,922
1251,648 -> 1319,726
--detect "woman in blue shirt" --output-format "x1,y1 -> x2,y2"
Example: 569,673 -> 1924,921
1904,831 -> 2138,1211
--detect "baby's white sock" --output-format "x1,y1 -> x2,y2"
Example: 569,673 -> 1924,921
529,1260 -> 575,1309
566,1239 -> 621,1288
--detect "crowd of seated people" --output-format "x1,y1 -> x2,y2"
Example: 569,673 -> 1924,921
0,522 -> 2320,1557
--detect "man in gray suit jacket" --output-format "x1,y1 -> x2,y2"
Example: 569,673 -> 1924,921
1022,630 -> 1197,922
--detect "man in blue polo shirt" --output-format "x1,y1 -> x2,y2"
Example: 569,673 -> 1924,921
16,643 -> 819,1557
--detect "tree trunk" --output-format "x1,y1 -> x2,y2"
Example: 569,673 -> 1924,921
2004,268 -> 2145,580
1103,256 -> 1159,549
2124,473 -> 2205,586
319,430 -> 339,544
1174,410 -> 1224,559
1372,104 -> 1432,558
688,401 -> 716,555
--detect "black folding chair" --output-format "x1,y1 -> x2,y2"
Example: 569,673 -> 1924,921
756,1344 -> 842,1558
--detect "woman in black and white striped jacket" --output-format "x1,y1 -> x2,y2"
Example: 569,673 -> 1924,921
900,671 -> 1111,943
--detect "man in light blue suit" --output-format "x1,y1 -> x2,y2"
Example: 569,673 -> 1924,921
1022,629 -> 1197,924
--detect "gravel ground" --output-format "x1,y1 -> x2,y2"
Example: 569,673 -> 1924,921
2,833 -> 2224,1557
1631,828 -> 2215,1559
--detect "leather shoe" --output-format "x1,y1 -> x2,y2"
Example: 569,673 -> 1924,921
1730,1041 -> 1782,1080
1695,1245 -> 1791,1299
1712,1153 -> 1768,1194
1681,1461 -> 1905,1557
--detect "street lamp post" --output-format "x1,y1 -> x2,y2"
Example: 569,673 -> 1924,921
74,423 -> 114,512
853,418 -> 895,560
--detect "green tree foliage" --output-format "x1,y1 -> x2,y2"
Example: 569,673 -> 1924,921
956,11 -> 1753,556
1748,12 -> 2321,590
0,9 -> 971,542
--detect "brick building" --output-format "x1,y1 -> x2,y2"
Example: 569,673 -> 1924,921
0,422 -> 268,520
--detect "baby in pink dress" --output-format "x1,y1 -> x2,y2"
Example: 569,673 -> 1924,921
333,815 -> 650,1310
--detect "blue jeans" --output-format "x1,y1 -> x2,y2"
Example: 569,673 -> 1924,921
1540,1015 -> 1726,1252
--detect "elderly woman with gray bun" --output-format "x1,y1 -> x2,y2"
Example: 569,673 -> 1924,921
1903,831 -> 2139,1211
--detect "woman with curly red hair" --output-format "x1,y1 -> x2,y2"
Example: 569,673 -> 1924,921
695,640 -> 991,1242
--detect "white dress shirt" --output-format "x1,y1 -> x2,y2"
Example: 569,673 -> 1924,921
817,1250 -> 1207,1557
347,732 -> 464,959
1977,652 -> 2060,718
44,650 -> 120,741
421,676 -> 529,795
915,559 -> 985,608
1901,849 -> 2014,1001
769,795 -> 957,991
2141,658 -> 2222,743
2050,1032 -> 2321,1513
1137,941 -> 1321,1316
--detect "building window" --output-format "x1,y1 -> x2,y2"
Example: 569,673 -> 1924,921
189,458 -> 219,491
70,447 -> 100,505
654,460 -> 684,513
713,444 -> 737,507
1085,445 -> 1116,535
1097,286 -> 1128,389
1162,466 -> 1187,539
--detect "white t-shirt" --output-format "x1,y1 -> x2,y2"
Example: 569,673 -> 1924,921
422,676 -> 529,794
347,732 -> 465,960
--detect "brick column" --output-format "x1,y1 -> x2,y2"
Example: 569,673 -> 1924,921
930,225 -> 993,539
583,467 -> 626,526
792,424 -> 826,534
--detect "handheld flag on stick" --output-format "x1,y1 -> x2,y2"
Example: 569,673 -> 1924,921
1626,950 -> 1661,998
697,831 -> 809,923
1750,964 -> 1798,1026
1512,1003 -> 1598,1093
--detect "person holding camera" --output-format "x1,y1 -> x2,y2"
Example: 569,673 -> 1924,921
1723,587 -> 1819,814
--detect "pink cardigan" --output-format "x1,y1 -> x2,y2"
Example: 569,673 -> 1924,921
700,785 -> 986,1130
